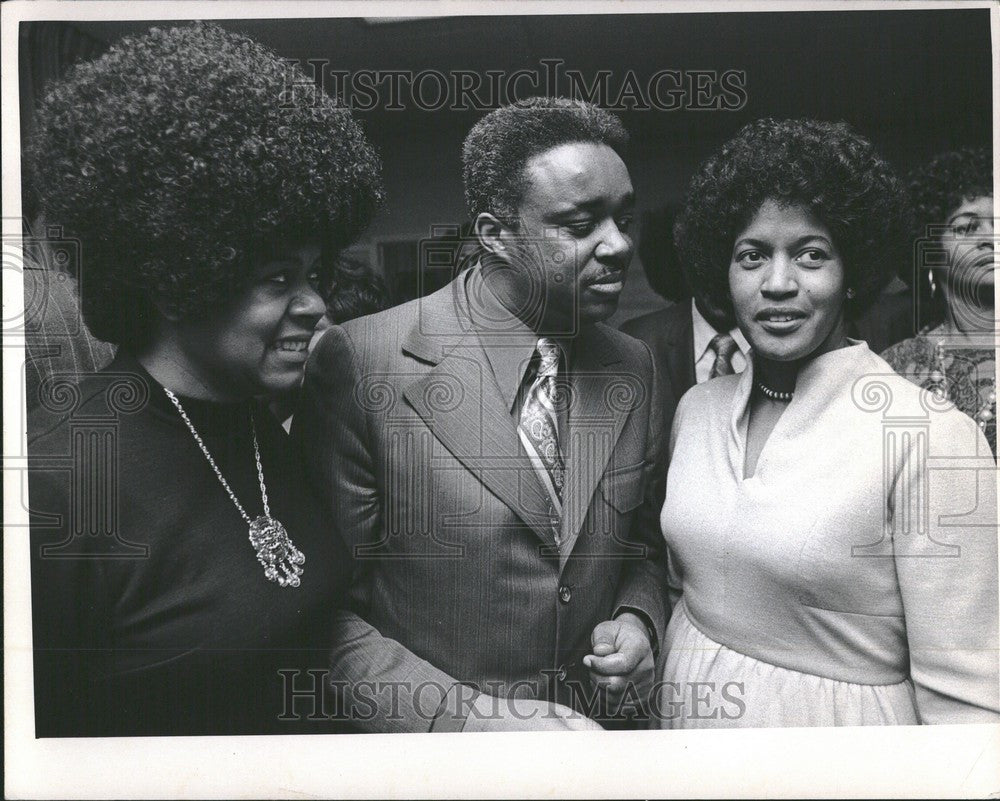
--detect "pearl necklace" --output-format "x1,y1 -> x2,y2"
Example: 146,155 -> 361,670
756,380 -> 793,402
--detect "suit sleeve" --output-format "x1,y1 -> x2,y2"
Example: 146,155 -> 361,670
290,326 -> 472,733
611,341 -> 671,656
892,410 -> 999,723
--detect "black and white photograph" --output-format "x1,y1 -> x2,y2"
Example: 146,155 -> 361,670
3,0 -> 998,797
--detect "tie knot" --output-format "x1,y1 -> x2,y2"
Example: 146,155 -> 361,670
709,332 -> 738,360
536,337 -> 561,378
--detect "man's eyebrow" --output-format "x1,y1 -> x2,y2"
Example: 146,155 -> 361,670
553,191 -> 636,214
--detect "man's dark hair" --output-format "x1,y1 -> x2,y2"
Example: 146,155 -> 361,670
462,96 -> 628,225
25,22 -> 384,348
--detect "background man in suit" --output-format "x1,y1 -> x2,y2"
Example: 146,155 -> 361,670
621,206 -> 750,445
292,97 -> 668,732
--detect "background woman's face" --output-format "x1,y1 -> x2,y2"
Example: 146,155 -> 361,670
176,242 -> 327,399
729,199 -> 847,363
940,194 -> 994,312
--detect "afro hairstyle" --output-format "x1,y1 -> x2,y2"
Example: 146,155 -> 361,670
25,22 -> 384,347
673,118 -> 910,321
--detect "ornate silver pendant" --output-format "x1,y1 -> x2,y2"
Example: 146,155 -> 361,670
248,515 -> 305,588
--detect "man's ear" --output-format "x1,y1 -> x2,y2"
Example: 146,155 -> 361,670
473,213 -> 511,258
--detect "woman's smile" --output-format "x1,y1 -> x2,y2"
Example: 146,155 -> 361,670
730,199 -> 847,364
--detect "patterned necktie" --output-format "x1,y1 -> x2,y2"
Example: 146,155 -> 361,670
518,337 -> 565,515
708,332 -> 739,379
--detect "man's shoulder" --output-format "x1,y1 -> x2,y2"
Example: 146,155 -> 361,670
333,280 -> 458,349
591,321 -> 655,370
340,295 -> 422,340
618,303 -> 690,344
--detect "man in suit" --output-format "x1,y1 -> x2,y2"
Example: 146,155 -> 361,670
292,97 -> 667,732
620,295 -> 749,445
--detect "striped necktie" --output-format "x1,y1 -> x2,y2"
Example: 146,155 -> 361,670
518,337 -> 565,516
708,332 -> 739,379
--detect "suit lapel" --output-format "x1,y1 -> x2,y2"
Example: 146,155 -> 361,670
401,279 -> 556,548
559,324 -> 631,558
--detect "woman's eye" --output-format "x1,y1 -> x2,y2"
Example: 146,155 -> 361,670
798,249 -> 827,266
951,220 -> 977,236
265,272 -> 288,285
736,250 -> 764,267
308,271 -> 322,289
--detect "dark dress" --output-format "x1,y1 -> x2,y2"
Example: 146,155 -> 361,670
29,352 -> 351,736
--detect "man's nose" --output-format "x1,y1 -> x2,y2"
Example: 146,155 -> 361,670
594,220 -> 633,263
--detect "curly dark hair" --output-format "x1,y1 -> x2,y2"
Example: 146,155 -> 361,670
326,257 -> 390,325
462,96 -> 628,225
25,22 -> 384,347
905,147 -> 992,322
673,118 -> 909,321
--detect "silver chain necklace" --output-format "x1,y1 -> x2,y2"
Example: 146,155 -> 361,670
163,387 -> 305,588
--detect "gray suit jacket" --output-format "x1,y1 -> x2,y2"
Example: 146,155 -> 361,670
292,270 -> 668,732
619,302 -> 693,447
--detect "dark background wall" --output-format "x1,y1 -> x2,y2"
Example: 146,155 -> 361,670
19,11 -> 993,325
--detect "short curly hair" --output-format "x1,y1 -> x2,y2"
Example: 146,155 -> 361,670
25,22 -> 384,347
326,257 -> 390,325
908,147 -> 993,243
674,118 -> 909,320
462,97 -> 628,225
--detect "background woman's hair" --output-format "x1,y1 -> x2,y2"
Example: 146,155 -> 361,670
325,257 -> 391,325
905,146 -> 992,325
25,22 -> 384,348
673,117 -> 910,321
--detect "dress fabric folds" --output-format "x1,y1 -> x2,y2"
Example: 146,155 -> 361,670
656,341 -> 999,728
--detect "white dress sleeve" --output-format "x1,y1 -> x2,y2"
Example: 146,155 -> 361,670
892,408 -> 1000,723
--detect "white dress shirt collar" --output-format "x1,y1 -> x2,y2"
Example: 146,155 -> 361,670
691,298 -> 751,384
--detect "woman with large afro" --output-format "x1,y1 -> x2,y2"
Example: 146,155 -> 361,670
26,22 -> 383,736
652,119 -> 997,728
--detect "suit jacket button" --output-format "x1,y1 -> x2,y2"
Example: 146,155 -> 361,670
558,585 -> 572,604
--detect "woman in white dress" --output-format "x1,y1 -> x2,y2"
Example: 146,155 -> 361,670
654,118 -> 998,728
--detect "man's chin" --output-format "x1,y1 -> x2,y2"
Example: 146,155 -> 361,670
580,297 -> 621,326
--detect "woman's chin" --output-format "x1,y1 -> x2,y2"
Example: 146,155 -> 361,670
747,332 -> 817,364
256,363 -> 307,397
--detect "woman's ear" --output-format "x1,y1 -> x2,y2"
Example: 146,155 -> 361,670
474,213 -> 511,258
